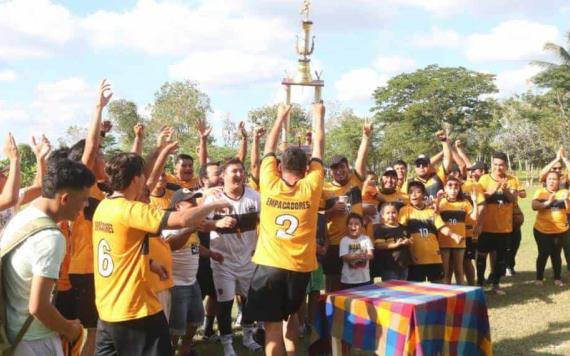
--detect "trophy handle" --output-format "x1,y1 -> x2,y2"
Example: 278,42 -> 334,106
308,36 -> 315,55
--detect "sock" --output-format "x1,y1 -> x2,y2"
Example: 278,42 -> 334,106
204,315 -> 215,334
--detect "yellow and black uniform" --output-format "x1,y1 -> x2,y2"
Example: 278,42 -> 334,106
320,173 -> 364,276
165,173 -> 200,192
437,198 -> 473,249
461,179 -> 485,260
399,205 -> 444,282
409,166 -> 446,200
378,190 -> 409,212
148,193 -> 174,306
54,221 -> 77,320
92,197 -> 172,355
68,183 -> 105,328
247,153 -> 324,322
149,189 -> 174,211
533,188 -> 570,281
478,173 -> 521,234
372,224 -> 412,280
247,176 -> 260,192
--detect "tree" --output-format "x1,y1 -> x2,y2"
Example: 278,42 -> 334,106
371,65 -> 499,163
107,99 -> 144,151
247,103 -> 311,146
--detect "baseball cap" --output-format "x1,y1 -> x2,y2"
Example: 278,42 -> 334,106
414,154 -> 430,166
168,188 -> 203,209
381,167 -> 398,177
329,155 -> 348,168
467,161 -> 487,171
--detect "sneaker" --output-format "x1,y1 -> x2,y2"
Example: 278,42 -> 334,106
555,280 -> 564,287
221,335 -> 237,356
535,280 -> 544,286
243,327 -> 263,352
202,330 -> 219,342
253,327 -> 265,346
505,268 -> 513,277
492,286 -> 506,295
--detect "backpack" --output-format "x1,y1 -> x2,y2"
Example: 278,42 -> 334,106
0,216 -> 59,356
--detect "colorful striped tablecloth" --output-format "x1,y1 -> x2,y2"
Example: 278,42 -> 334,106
312,280 -> 492,355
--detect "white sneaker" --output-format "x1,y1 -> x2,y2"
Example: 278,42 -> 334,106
243,327 -> 263,352
221,335 -> 237,356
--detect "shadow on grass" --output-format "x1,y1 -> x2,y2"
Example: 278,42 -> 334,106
493,321 -> 570,356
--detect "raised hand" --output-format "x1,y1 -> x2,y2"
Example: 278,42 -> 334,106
4,133 -> 19,161
164,141 -> 179,155
278,104 -> 292,120
435,130 -> 447,142
254,127 -> 266,139
455,139 -> 463,149
96,79 -> 113,109
238,121 -> 248,138
133,123 -> 145,138
156,126 -> 174,147
362,118 -> 373,138
101,120 -> 113,134
197,118 -> 212,139
31,134 -> 51,160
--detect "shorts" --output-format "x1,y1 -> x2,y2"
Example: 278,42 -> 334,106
407,264 -> 443,282
306,264 -> 324,293
340,280 -> 372,290
13,334 -> 63,356
69,273 -> 98,328
212,265 -> 255,302
197,257 -> 216,298
477,232 -> 510,253
169,283 -> 205,336
55,288 -> 77,320
95,312 -> 173,356
464,238 -> 477,260
322,245 -> 342,276
246,264 -> 310,322
156,289 -> 172,322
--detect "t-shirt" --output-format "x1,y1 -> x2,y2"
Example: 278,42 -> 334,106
533,188 -> 570,234
69,184 -> 105,274
409,166 -> 446,200
377,190 -> 409,213
373,224 -> 410,271
437,198 -> 473,248
399,205 -> 444,265
205,187 -> 260,273
163,229 -> 200,286
320,173 -> 364,245
165,173 -> 200,192
148,236 -> 173,293
478,174 -> 522,234
149,189 -> 174,211
339,235 -> 374,284
252,154 -> 324,272
1,206 -> 65,341
92,197 -> 169,322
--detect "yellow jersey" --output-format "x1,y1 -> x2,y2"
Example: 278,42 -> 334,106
165,173 -> 200,192
93,197 -> 168,322
462,179 -> 485,238
57,221 -> 72,292
320,173 -> 364,245
409,166 -> 446,200
149,189 -> 173,210
399,205 -> 444,265
69,184 -> 105,274
378,190 -> 409,213
248,177 -> 260,192
148,237 -> 173,293
533,188 -> 570,234
478,174 -> 521,233
437,198 -> 473,248
252,154 -> 324,272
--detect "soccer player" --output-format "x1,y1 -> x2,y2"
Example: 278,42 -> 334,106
321,119 -> 372,292
92,152 -> 230,356
476,152 -> 523,294
393,160 -> 408,193
246,102 -> 325,356
201,157 -> 263,356
539,147 -> 570,187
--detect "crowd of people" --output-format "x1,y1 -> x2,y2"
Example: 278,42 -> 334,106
1,79 -> 570,356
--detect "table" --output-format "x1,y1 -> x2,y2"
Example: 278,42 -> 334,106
312,281 -> 492,355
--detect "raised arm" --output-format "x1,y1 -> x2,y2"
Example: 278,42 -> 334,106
146,141 -> 179,192
0,134 -> 21,211
430,151 -> 444,165
144,126 -> 173,179
166,199 -> 231,230
19,135 -> 52,206
236,121 -> 248,163
130,123 -> 145,155
264,104 -> 291,155
196,119 -> 211,167
438,130 -> 452,173
455,139 -> 472,168
250,127 -> 265,182
312,102 -> 325,161
539,153 -> 561,182
355,118 -> 372,178
82,79 -> 113,169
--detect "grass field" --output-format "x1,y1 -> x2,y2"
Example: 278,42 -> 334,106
193,186 -> 570,355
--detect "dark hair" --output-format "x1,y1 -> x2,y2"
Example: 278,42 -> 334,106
105,153 -> 145,191
42,158 -> 95,198
281,147 -> 308,174
445,176 -> 465,200
220,157 -> 244,173
199,162 -> 220,180
380,202 -> 398,215
175,154 -> 194,165
393,159 -> 406,167
346,212 -> 364,226
48,148 -> 71,163
407,181 -> 426,194
492,151 -> 508,162
68,139 -> 86,162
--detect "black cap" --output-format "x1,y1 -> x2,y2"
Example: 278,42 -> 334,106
467,161 -> 487,171
414,154 -> 430,166
169,188 -> 203,209
450,163 -> 461,173
329,155 -> 348,168
382,167 -> 398,177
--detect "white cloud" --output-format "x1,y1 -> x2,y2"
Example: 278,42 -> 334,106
374,55 -> 417,74
388,0 -> 461,16
0,70 -> 17,82
495,65 -> 541,96
335,68 -> 388,102
465,20 -> 559,62
413,27 -> 461,48
0,100 -> 28,123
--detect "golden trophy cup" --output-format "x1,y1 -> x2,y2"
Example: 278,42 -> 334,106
281,0 -> 324,144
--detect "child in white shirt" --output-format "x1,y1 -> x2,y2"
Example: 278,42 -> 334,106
339,213 -> 374,290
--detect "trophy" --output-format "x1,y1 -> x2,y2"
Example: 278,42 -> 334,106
281,0 -> 324,144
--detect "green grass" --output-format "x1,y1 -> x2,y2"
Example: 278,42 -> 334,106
193,186 -> 570,355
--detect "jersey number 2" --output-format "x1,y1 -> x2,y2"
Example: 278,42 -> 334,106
97,239 -> 114,277
276,214 -> 299,239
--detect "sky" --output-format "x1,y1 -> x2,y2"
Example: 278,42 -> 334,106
0,0 -> 568,148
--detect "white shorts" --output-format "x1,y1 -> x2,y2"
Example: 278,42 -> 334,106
156,289 -> 172,322
212,264 -> 255,302
14,334 -> 64,356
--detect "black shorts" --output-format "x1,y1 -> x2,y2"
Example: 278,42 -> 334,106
55,288 -> 77,320
407,264 -> 443,282
322,245 -> 342,276
477,233 -> 510,253
340,281 -> 372,290
464,238 -> 477,260
246,264 -> 310,322
197,258 -> 215,298
95,312 -> 173,356
69,273 -> 98,328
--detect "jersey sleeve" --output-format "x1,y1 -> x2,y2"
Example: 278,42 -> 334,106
122,201 -> 169,236
339,238 -> 349,257
532,189 -> 542,200
398,208 -> 409,226
305,158 -> 325,191
259,154 -> 280,191
434,214 -> 445,230
437,166 -> 447,182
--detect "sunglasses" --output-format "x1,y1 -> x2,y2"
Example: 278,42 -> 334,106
552,167 -> 562,171
416,163 -> 429,168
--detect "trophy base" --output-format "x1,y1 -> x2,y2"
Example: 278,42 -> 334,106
282,78 -> 324,87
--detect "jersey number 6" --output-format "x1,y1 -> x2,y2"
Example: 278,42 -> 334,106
275,214 -> 299,239
97,239 -> 114,277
